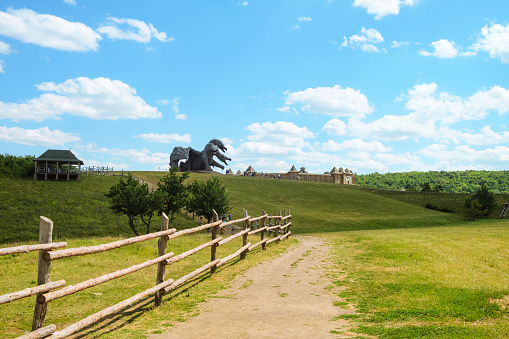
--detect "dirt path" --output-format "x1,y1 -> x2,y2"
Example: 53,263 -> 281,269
148,236 -> 355,339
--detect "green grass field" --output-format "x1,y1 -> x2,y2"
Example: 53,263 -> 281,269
1,172 -> 508,338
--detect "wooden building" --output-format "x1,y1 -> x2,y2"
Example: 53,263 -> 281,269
33,150 -> 84,181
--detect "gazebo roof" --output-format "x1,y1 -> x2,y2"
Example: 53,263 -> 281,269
288,165 -> 298,173
34,150 -> 84,165
246,165 -> 256,172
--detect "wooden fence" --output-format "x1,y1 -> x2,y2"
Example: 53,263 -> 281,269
0,209 -> 292,338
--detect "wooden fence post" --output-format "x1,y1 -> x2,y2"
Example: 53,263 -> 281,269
210,210 -> 219,274
276,209 -> 282,243
241,209 -> 248,260
261,210 -> 267,250
32,216 -> 53,331
154,213 -> 169,307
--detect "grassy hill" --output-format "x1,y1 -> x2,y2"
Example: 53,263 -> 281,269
1,172 -> 508,338
136,171 -> 507,232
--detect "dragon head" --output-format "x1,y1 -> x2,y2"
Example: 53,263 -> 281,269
209,139 -> 227,153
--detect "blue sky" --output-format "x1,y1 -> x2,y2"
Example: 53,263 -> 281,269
1,0 -> 508,174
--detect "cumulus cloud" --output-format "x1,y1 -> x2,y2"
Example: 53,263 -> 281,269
341,27 -> 384,52
0,126 -> 80,146
298,16 -> 312,23
353,0 -> 418,20
322,118 -> 347,135
0,77 -> 161,122
0,41 -> 12,54
229,121 -> 314,159
322,138 -> 392,152
348,114 -> 437,141
0,7 -> 101,51
391,40 -> 410,48
83,145 -> 172,164
280,85 -> 373,118
134,133 -> 191,144
405,83 -> 509,124
474,23 -> 509,63
418,144 -> 509,163
419,39 -> 463,58
0,60 -> 4,73
98,17 -> 173,43
348,83 -> 509,141
438,126 -> 509,146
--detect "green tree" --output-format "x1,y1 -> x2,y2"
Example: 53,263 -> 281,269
421,182 -> 432,192
465,184 -> 497,218
155,168 -> 190,222
465,199 -> 487,221
105,174 -> 153,236
188,176 -> 231,223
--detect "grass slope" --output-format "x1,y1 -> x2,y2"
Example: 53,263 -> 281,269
0,176 -> 199,244
1,172 -> 508,338
137,171 -> 465,233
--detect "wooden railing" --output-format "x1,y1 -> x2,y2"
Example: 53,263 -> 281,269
0,209 -> 292,339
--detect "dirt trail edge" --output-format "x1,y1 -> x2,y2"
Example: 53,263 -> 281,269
148,235 -> 356,339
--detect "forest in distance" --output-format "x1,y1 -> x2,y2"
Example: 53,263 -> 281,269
1,154 -> 508,194
356,170 -> 509,194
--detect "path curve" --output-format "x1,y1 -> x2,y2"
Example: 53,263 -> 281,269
148,236 -> 354,339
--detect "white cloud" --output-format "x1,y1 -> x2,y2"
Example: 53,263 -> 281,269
419,39 -> 459,58
281,85 -> 373,118
0,41 -> 12,54
353,0 -> 418,20
64,0 -> 76,5
0,126 -> 80,146
0,60 -> 4,73
373,152 -> 420,165
391,40 -> 410,48
341,27 -> 384,52
0,77 -> 162,122
229,121 -> 314,158
322,138 -> 392,152
171,97 -> 180,114
291,25 -> 300,30
175,114 -> 187,120
322,118 -> 347,135
134,133 -> 191,144
418,144 -> 509,163
348,115 -> 437,141
405,83 -> 509,124
438,125 -> 509,146
474,23 -> 509,63
98,17 -> 173,43
0,7 -> 101,52
298,16 -> 312,23
348,83 -> 509,141
85,145 -> 172,164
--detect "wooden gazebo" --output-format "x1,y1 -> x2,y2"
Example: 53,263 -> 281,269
33,150 -> 84,181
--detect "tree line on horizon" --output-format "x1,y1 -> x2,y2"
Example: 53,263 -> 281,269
356,170 -> 509,194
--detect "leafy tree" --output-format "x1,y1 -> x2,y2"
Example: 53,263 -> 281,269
465,199 -> 487,221
105,174 -> 153,236
421,182 -> 431,192
155,168 -> 190,222
465,184 -> 497,218
0,154 -> 35,178
188,176 -> 231,223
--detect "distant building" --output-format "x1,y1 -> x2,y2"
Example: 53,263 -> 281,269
33,149 -> 84,181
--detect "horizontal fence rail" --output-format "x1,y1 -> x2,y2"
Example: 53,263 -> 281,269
1,208 -> 292,338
